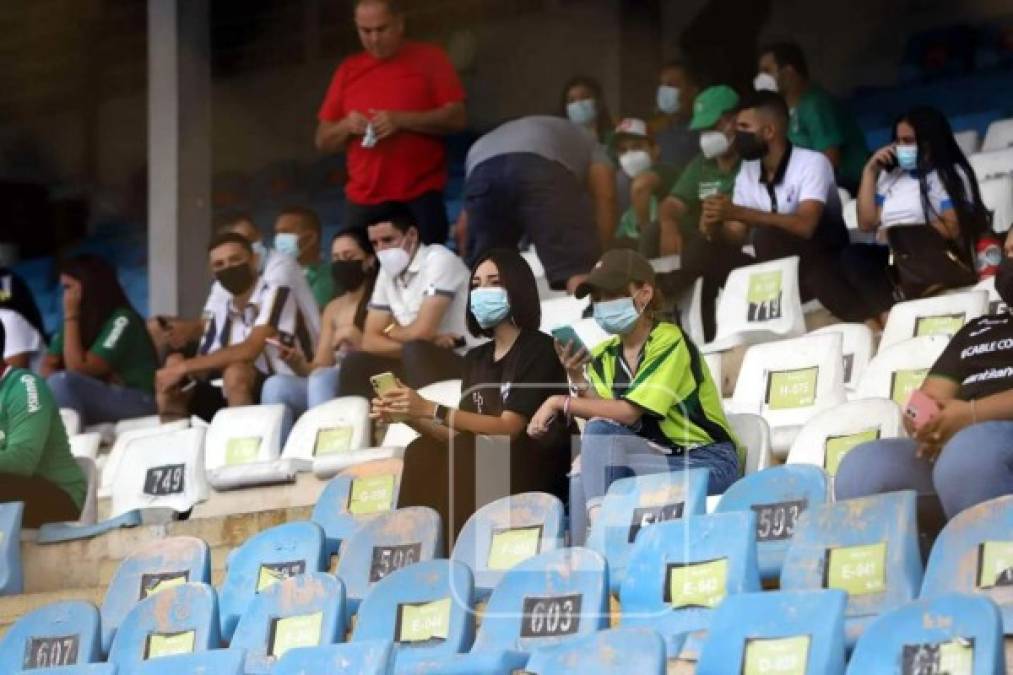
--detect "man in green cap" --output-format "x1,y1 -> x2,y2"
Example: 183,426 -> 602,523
659,84 -> 753,340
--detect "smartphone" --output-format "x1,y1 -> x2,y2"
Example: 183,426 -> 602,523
878,149 -> 898,172
370,371 -> 399,397
551,326 -> 588,355
156,316 -> 170,331
905,390 -> 940,431
266,332 -> 295,350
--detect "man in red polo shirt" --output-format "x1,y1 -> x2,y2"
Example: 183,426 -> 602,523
316,0 -> 467,245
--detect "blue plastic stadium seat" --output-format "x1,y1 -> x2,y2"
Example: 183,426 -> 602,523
107,582 -> 221,668
352,560 -> 475,670
128,648 -> 245,674
525,627 -> 666,675
229,572 -> 346,674
619,510 -> 761,659
921,495 -> 1013,633
335,507 -> 442,618
847,593 -> 1005,674
0,501 -> 24,596
585,469 -> 709,594
450,492 -> 565,601
100,536 -> 211,654
407,547 -> 609,674
217,521 -> 326,642
0,600 -> 101,671
19,665 -> 117,674
780,490 -> 923,648
715,465 -> 829,582
273,640 -> 393,675
311,473 -> 400,559
36,510 -> 142,545
696,590 -> 847,675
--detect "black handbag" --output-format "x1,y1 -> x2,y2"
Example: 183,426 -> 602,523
886,226 -> 977,300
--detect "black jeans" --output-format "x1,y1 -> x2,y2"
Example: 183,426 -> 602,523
803,245 -> 894,322
336,340 -> 465,399
0,473 -> 80,528
344,190 -> 450,246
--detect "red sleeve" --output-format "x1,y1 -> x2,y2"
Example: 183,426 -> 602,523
317,63 -> 347,122
423,45 -> 465,105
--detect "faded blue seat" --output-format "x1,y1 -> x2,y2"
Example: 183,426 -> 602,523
0,600 -> 101,671
229,572 -> 345,674
619,510 -> 761,659
36,510 -> 142,545
311,472 -> 400,560
780,490 -> 923,648
18,665 -> 116,674
352,560 -> 474,670
586,469 -> 709,594
335,507 -> 442,618
107,582 -> 221,668
406,547 -> 609,674
696,590 -> 847,675
921,495 -> 1013,633
218,521 -> 326,642
128,648 -> 245,674
273,640 -> 393,675
100,536 -> 211,654
847,593 -> 1005,674
450,492 -> 564,601
0,501 -> 23,596
716,465 -> 829,582
525,627 -> 666,675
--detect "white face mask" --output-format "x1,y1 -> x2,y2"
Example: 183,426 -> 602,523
699,131 -> 731,159
619,150 -> 653,178
376,237 -> 413,276
657,85 -> 680,114
753,72 -> 778,92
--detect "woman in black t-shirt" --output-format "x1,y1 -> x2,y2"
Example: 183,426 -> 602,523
372,249 -> 572,538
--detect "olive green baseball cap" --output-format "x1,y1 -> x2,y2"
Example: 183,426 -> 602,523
689,85 -> 740,131
575,248 -> 656,299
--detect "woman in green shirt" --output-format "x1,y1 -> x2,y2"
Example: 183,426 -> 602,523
42,255 -> 158,426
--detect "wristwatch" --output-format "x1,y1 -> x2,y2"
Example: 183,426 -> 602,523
433,404 -> 451,425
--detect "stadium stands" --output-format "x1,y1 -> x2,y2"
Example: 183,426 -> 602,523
0,503 -> 24,597
879,290 -> 989,352
524,627 -> 666,675
283,397 -> 371,479
273,640 -> 393,675
0,600 -> 101,671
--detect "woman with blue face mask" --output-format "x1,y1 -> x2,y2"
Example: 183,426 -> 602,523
372,248 -> 573,538
560,75 -> 614,146
528,249 -> 741,542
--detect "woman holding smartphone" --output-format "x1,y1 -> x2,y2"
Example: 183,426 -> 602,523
371,249 -> 572,538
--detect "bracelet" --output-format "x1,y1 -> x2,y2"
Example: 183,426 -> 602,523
563,396 -> 572,420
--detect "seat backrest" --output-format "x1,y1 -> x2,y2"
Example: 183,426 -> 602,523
100,536 -> 211,654
273,641 -> 393,675
619,511 -> 761,655
716,465 -> 829,582
880,291 -> 988,351
0,501 -> 24,596
982,117 -> 1013,152
380,381 -> 462,448
968,147 -> 1013,181
127,648 -> 245,675
676,277 -> 705,345
474,547 -> 608,653
109,427 -> 209,519
280,396 -> 370,463
854,335 -> 950,405
107,582 -> 220,667
697,589 -> 847,675
538,296 -> 590,332
979,174 -> 1013,233
451,492 -> 565,599
974,275 -> 1006,315
0,600 -> 101,671
953,129 -> 981,156
786,398 -> 906,478
525,627 -> 666,675
75,457 -> 98,526
726,413 -> 772,475
846,593 -> 1004,675
114,415 -> 172,438
230,572 -> 346,674
59,408 -> 81,436
842,198 -> 859,231
204,404 -> 286,471
780,491 -> 923,631
353,560 -> 475,668
710,256 -> 805,350
922,495 -> 1013,632
21,662 -> 116,673
335,507 -> 443,616
311,467 -> 402,558
218,521 -> 325,643
585,469 -> 709,594
68,433 -> 101,461
810,323 -> 875,389
99,421 -> 191,497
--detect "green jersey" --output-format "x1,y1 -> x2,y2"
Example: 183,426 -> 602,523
789,85 -> 868,189
305,261 -> 337,309
0,367 -> 86,508
669,153 -> 741,244
616,163 -> 682,240
49,308 -> 156,393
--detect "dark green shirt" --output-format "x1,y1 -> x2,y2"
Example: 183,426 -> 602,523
616,163 -> 681,240
0,367 -> 86,508
304,261 -> 337,309
669,153 -> 741,244
49,308 -> 156,394
789,85 -> 868,189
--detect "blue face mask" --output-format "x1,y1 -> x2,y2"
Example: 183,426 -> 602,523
470,287 -> 511,329
593,296 -> 641,335
274,232 -> 300,259
567,99 -> 598,126
657,85 -> 680,114
896,144 -> 918,172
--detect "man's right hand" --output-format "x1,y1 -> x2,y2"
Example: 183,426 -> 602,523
344,111 -> 370,136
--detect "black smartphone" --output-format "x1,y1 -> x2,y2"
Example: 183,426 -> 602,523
878,152 -> 898,172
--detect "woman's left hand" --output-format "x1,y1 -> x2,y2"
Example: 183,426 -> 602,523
915,398 -> 974,456
62,277 -> 83,315
527,396 -> 563,438
381,384 -> 435,420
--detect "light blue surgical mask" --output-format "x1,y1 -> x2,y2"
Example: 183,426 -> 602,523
896,144 -> 918,172
657,85 -> 680,114
251,240 -> 267,272
567,99 -> 598,126
593,297 -> 641,335
274,232 -> 300,259
470,287 -> 511,329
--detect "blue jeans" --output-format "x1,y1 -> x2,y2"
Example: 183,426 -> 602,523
47,371 -> 156,426
261,367 -> 340,441
835,421 -> 1013,520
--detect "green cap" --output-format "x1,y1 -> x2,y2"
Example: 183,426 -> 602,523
689,85 -> 740,131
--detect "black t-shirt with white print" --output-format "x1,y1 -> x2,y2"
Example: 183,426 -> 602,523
930,312 -> 1013,401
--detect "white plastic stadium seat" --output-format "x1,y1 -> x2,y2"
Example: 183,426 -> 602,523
982,117 -> 1013,152
76,457 -> 99,525
953,129 -> 980,157
974,275 -> 1007,314
59,408 -> 81,436
968,148 -> 1013,181
649,255 -> 680,273
842,199 -> 859,231
726,413 -> 772,475
538,295 -> 590,332
98,420 -> 192,499
727,332 -> 847,457
879,290 -> 988,352
110,426 -> 210,520
704,351 -> 722,390
276,397 -> 371,480
521,247 -> 565,301
854,335 -> 950,405
676,277 -> 705,345
204,404 -> 287,490
810,323 -> 874,390
979,174 -> 1013,233
838,187 -> 851,204
703,256 -> 805,352
68,432 -> 101,462
113,415 -> 170,438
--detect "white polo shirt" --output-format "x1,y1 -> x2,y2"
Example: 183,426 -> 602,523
0,309 -> 44,362
875,168 -> 962,228
368,243 -> 475,347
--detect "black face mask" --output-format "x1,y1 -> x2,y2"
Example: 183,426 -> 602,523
215,263 -> 255,296
331,259 -> 368,295
736,130 -> 768,161
996,257 -> 1013,308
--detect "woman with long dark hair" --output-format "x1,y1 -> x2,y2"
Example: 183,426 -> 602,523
41,254 -> 158,425
560,75 -> 615,146
0,267 -> 47,368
